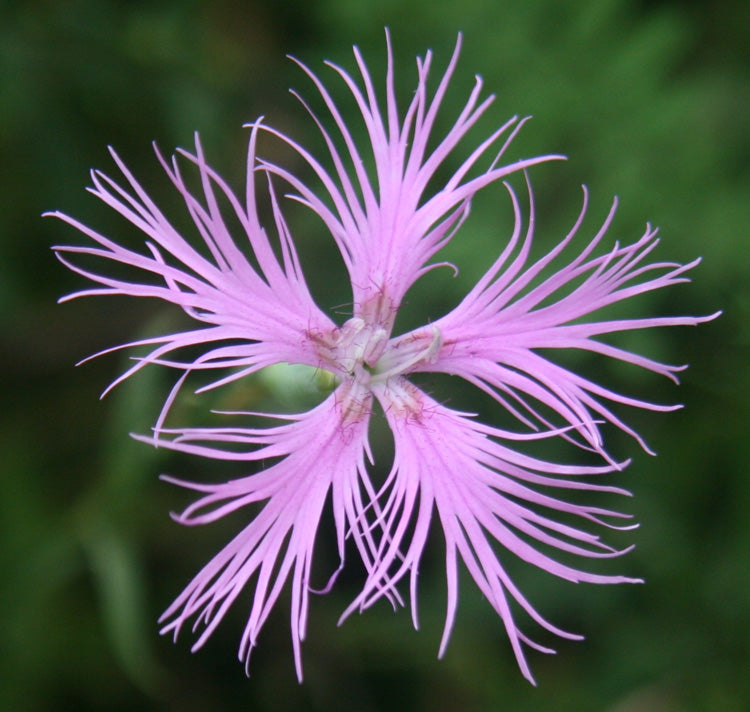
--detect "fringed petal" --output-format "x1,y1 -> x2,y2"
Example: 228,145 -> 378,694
347,380 -> 640,684
156,390 -> 376,681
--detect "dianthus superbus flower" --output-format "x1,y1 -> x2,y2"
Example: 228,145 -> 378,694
50,33 -> 717,684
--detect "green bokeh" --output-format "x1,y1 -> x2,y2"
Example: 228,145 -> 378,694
1,1 -> 747,710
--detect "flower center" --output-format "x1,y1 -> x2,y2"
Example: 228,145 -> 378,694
312,317 -> 443,388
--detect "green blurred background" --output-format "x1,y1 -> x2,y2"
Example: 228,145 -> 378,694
1,0 -> 748,710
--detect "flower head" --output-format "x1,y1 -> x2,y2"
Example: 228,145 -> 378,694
50,33 -> 717,684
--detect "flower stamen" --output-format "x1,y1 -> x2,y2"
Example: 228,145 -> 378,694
371,326 -> 443,383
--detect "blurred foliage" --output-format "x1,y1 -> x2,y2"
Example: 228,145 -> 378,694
1,0 -> 748,710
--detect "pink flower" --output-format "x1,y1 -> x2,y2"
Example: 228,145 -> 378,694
50,34 -> 717,683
